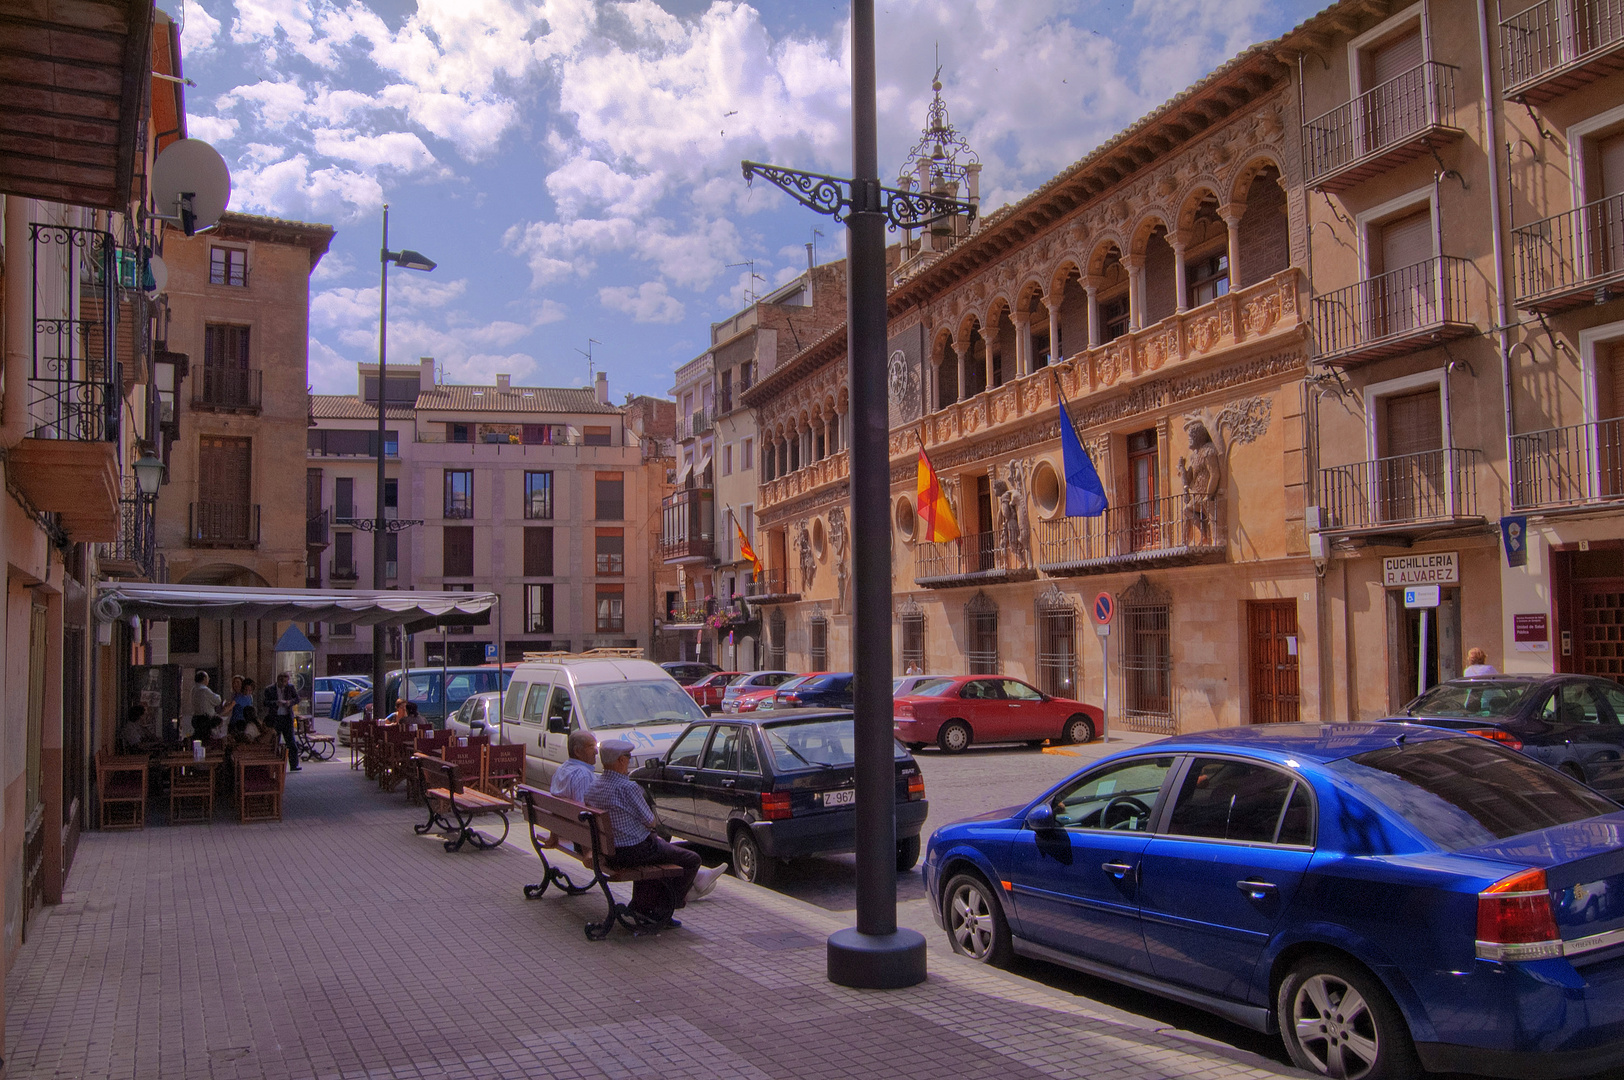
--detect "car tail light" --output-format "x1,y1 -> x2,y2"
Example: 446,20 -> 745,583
895,703 -> 914,719
907,775 -> 925,801
1466,728 -> 1524,751
1476,868 -> 1563,961
760,792 -> 793,820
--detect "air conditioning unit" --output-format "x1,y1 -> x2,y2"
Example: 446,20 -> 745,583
1305,505 -> 1324,532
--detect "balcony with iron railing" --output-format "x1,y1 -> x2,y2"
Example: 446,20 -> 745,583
1319,447 -> 1483,532
661,488 -> 715,563
192,365 -> 263,412
330,559 -> 359,583
1511,417 -> 1624,509
1302,61 -> 1462,192
189,502 -> 260,548
742,568 -> 799,602
97,484 -> 156,580
1501,0 -> 1624,104
678,408 -> 713,441
1312,256 -> 1475,365
1033,492 -> 1228,575
9,223 -> 122,543
1511,191 -> 1624,311
307,509 -> 330,549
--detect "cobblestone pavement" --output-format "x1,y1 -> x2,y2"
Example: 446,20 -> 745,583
5,751 -> 1304,1080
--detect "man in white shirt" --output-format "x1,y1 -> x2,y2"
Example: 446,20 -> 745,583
189,671 -> 222,742
550,729 -> 598,803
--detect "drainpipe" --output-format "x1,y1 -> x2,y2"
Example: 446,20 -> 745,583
1477,0 -> 1516,497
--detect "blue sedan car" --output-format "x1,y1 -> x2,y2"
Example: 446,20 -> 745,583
925,723 -> 1624,1080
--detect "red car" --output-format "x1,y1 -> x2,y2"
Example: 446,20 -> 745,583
892,675 -> 1100,753
685,671 -> 742,714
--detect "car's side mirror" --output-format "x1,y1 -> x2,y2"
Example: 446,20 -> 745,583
1026,804 -> 1056,830
547,715 -> 570,735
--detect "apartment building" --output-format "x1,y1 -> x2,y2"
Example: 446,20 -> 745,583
660,262 -> 849,667
307,362 -> 661,672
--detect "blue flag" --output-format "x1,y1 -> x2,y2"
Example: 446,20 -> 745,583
1056,382 -> 1107,517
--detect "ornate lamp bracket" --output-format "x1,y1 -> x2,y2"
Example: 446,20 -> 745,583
741,161 -> 975,232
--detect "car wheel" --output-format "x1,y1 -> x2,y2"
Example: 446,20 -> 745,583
942,873 -> 1012,967
731,828 -> 777,888
1063,715 -> 1096,745
896,835 -> 921,872
1278,956 -> 1418,1080
937,720 -> 972,754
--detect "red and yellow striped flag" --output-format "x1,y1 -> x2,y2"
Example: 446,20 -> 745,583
916,449 -> 961,543
734,514 -> 763,578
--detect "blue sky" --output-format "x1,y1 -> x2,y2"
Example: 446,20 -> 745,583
173,0 -> 1325,400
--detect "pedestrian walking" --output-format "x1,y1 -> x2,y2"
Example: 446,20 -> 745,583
263,672 -> 302,771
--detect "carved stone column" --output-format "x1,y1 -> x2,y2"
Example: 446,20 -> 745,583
1123,254 -> 1144,331
980,327 -> 994,391
1222,209 -> 1243,293
1172,241 -> 1189,313
1046,300 -> 1065,361
1084,286 -> 1100,349
1013,312 -> 1032,377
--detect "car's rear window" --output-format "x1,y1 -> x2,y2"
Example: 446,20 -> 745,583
1406,680 -> 1537,719
761,717 -> 908,770
1329,737 -> 1617,851
908,679 -> 954,697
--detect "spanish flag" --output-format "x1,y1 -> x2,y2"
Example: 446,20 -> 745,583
916,449 -> 961,543
734,511 -> 763,578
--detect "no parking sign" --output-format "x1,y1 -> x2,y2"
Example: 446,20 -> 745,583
1092,591 -> 1114,635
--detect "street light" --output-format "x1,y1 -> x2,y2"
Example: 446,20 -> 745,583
131,451 -> 165,498
373,204 -> 435,697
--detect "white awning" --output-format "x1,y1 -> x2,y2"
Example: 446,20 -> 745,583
695,442 -> 713,480
97,583 -> 496,633
675,456 -> 694,485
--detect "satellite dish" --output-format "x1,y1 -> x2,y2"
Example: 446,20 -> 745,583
151,138 -> 231,236
146,254 -> 168,296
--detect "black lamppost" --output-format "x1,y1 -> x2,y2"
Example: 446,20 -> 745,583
371,204 -> 435,697
742,0 -> 974,989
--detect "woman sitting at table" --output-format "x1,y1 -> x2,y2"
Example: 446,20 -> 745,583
230,706 -> 266,746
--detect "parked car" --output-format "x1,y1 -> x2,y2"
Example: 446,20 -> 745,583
661,661 -> 722,686
633,709 -> 928,885
336,666 -> 513,741
893,676 -> 1099,753
926,722 -> 1624,1080
776,672 -> 853,709
313,676 -> 362,716
731,674 -> 815,714
501,654 -> 705,787
893,674 -> 950,698
686,670 -> 742,714
446,691 -> 504,741
1379,675 -> 1624,797
720,671 -> 796,713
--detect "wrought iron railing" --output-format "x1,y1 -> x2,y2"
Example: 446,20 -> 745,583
1312,256 -> 1472,361
1501,0 -> 1624,96
914,531 -> 1006,580
1034,492 -> 1227,570
1319,448 -> 1481,529
28,223 -> 119,442
98,483 -> 155,577
1511,192 -> 1624,307
743,569 -> 797,598
307,509 -> 330,547
1512,417 -> 1624,509
193,365 -> 262,411
330,560 -> 359,582
189,502 -> 260,547
1302,61 -> 1459,184
679,408 -> 713,440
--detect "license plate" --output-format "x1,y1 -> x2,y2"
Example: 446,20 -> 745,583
823,789 -> 855,807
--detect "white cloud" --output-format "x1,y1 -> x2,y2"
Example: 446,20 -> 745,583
186,113 -> 238,143
599,281 -> 684,323
231,152 -> 382,221
178,1 -> 223,54
312,128 -> 439,173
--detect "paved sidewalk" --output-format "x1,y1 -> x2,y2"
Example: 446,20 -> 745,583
5,754 -> 1301,1080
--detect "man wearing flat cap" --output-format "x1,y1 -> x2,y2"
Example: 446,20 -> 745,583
585,738 -> 726,923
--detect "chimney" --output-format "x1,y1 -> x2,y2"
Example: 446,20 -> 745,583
419,356 -> 436,388
594,370 -> 609,405
496,373 -> 511,392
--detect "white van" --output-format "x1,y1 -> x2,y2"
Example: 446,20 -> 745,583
500,655 -> 706,786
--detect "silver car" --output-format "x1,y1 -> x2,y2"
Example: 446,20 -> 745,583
446,691 -> 505,742
720,670 -> 796,713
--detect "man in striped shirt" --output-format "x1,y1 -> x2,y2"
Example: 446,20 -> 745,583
585,739 -> 725,923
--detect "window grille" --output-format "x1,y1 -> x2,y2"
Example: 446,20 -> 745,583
897,598 -> 926,673
809,610 -> 828,670
1121,575 -> 1175,733
768,609 -> 787,669
1035,585 -> 1079,699
965,590 -> 999,675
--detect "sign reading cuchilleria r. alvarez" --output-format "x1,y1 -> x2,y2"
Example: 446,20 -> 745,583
1383,552 -> 1459,587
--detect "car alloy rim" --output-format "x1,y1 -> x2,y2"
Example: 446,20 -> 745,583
1292,974 -> 1379,1080
949,883 -> 993,958
945,726 -> 967,750
736,842 -> 755,880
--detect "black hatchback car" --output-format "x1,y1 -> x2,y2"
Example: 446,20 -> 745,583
632,709 -> 928,886
660,661 -> 721,686
1380,674 -> 1624,796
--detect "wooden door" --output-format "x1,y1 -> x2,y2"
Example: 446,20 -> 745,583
1590,131 -> 1624,277
974,475 -> 994,571
1128,429 -> 1159,551
1247,601 -> 1300,724
1600,343 -> 1624,497
1363,27 -> 1425,152
1578,580 -> 1624,684
1377,210 -> 1435,336
198,436 -> 251,542
1378,388 -> 1443,520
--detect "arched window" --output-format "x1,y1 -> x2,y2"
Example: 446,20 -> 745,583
1035,584 -> 1079,699
965,590 -> 999,675
1238,165 -> 1289,287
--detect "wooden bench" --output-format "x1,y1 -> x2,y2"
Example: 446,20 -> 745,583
517,785 -> 686,940
413,754 -> 513,852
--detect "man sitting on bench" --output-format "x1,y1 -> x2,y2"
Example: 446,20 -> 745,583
551,729 -> 598,802
584,739 -> 725,924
